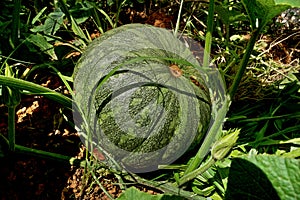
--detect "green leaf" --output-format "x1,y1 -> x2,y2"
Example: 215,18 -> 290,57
32,6 -> 47,24
215,5 -> 230,25
30,9 -> 64,38
242,0 -> 291,30
274,0 -> 300,7
70,15 -> 89,42
282,147 -> 300,158
43,9 -> 64,36
26,34 -> 58,60
215,5 -> 246,25
117,187 -> 160,200
226,155 -> 300,200
117,187 -> 183,200
246,155 -> 300,199
225,157 -> 280,200
30,24 -> 47,33
107,0 -> 115,6
212,129 -> 240,160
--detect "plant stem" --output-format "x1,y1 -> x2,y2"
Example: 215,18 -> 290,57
203,0 -> 215,68
225,24 -> 230,51
115,0 -> 126,28
48,66 -> 74,96
86,159 -> 115,199
57,0 -> 71,23
174,0 -> 184,36
231,113 -> 300,122
184,95 -> 230,174
11,0 -> 21,46
229,29 -> 260,99
0,75 -> 72,109
250,124 -> 300,146
0,38 -> 28,71
14,144 -> 85,167
8,106 -> 17,151
127,173 -> 206,200
177,157 -> 215,186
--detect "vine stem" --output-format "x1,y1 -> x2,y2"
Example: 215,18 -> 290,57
8,105 -> 17,151
229,29 -> 260,99
126,173 -> 206,200
174,0 -> 184,36
11,0 -> 21,46
203,0 -> 215,68
14,145 -> 85,167
0,75 -> 72,109
183,95 -> 230,175
177,157 -> 215,186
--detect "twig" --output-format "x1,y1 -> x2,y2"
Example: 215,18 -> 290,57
0,55 -> 36,65
257,31 -> 300,58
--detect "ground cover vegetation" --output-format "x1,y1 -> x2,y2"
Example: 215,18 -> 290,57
0,0 -> 299,199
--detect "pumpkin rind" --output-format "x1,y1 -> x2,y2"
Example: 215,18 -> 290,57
73,24 -> 212,172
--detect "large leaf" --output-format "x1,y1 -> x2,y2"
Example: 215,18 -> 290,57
226,155 -> 300,199
117,187 -> 183,200
275,0 -> 300,7
242,0 -> 291,30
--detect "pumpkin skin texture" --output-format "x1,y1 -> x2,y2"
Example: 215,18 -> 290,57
73,24 -> 212,172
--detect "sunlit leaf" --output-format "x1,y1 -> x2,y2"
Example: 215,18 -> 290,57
226,155 -> 300,199
117,187 -> 183,200
242,0 -> 291,30
274,0 -> 300,7
32,7 -> 47,24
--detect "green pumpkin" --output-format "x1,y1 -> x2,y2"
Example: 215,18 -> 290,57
73,24 -> 212,172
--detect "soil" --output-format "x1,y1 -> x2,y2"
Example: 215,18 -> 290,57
0,80 -> 124,199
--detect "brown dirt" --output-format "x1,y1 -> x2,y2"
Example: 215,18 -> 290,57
0,74 -> 123,199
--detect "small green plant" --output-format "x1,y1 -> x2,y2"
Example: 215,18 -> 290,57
0,0 -> 99,165
228,0 -> 292,98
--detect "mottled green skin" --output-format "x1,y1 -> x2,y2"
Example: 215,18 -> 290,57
74,24 -> 211,172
